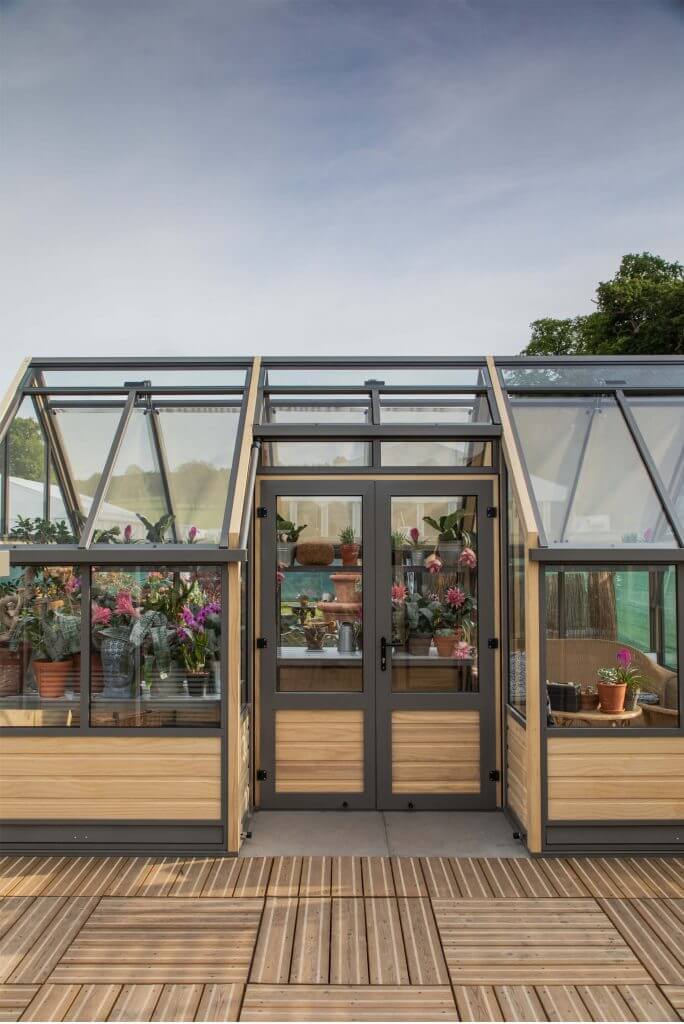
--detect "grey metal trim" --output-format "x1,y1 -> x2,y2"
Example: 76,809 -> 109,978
0,364 -> 35,447
3,546 -> 247,564
238,442 -> 261,551
494,367 -> 548,545
31,378 -> 83,532
219,362 -> 254,549
255,424 -> 500,439
544,823 -> 683,852
147,403 -> 179,542
221,564 -> 229,842
529,548 -> 684,563
257,464 -> 497,477
558,397 -> 596,544
78,389 -> 137,548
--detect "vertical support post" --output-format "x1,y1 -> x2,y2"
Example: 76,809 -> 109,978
223,358 -> 262,548
525,557 -> 543,853
226,560 -> 241,851
79,568 -> 91,731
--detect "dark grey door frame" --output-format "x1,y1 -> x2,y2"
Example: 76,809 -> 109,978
374,480 -> 497,810
258,480 -> 377,809
258,478 -> 496,810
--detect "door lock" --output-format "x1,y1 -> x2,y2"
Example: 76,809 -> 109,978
380,637 -> 388,671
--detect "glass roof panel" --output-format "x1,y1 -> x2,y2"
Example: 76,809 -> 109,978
264,395 -> 370,424
52,406 -> 123,510
265,366 -> 487,387
629,397 -> 684,537
501,362 -> 684,388
510,396 -> 677,546
379,393 -> 491,423
37,367 -> 248,389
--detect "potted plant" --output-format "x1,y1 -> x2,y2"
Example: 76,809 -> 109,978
176,604 -> 213,696
339,526 -> 360,566
408,528 -> 426,566
12,605 -> 79,699
92,590 -> 138,699
405,591 -> 440,656
391,530 -> 408,565
580,685 -> 600,711
432,586 -> 476,657
423,510 -> 471,566
597,647 -> 641,714
434,627 -> 459,658
277,514 -> 307,566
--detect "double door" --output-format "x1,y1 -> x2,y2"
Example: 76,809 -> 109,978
259,480 -> 496,809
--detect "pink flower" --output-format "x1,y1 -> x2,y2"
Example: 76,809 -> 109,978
453,641 -> 471,660
124,524 -> 133,543
616,648 -> 631,669
446,586 -> 466,609
409,527 -> 420,545
391,582 -> 408,602
643,527 -> 654,542
115,590 -> 139,618
426,554 -> 443,575
276,570 -> 285,587
91,604 -> 112,626
65,575 -> 80,594
459,547 -> 477,569
188,526 -> 198,543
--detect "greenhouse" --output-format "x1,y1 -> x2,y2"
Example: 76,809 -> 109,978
0,355 -> 681,855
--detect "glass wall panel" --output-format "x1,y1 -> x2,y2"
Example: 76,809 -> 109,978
507,484 -> 526,716
544,566 -> 678,728
276,496 -> 363,692
5,398 -> 47,541
501,364 -> 684,387
264,397 -> 370,423
379,394 -> 491,423
90,565 -> 222,727
510,397 -> 676,545
628,397 -> 684,539
51,405 -> 123,533
0,565 -> 81,726
381,440 -> 491,467
389,496 -> 478,693
262,441 -> 370,468
265,367 -> 487,387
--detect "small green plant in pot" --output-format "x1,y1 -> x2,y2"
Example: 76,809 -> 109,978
339,526 -> 360,566
12,606 -> 80,699
597,648 -> 641,714
405,591 -> 440,656
276,513 -> 307,566
423,510 -> 471,566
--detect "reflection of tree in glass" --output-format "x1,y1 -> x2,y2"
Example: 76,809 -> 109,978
9,417 -> 44,481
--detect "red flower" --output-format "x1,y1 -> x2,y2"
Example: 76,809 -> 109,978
391,582 -> 407,602
446,586 -> 466,609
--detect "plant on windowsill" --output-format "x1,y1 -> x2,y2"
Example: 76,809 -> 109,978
176,603 -> 218,696
11,592 -> 80,699
407,527 -> 426,566
276,514 -> 307,566
597,647 -> 642,713
405,591 -> 440,656
423,510 -> 471,566
433,586 -> 477,657
339,526 -> 360,566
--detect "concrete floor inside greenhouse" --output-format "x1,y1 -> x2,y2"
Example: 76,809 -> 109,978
239,810 -> 527,858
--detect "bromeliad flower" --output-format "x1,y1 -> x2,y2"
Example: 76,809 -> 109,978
453,641 -> 471,660
91,604 -> 112,626
409,527 -> 420,545
446,586 -> 466,609
459,547 -> 477,569
425,554 -> 443,575
391,582 -> 408,602
115,590 -> 139,618
188,526 -> 199,543
65,575 -> 81,594
616,648 -> 632,669
124,524 -> 133,543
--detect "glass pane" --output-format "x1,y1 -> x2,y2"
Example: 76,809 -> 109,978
510,397 -> 676,545
276,496 -> 363,692
93,407 -> 171,543
507,485 -> 526,716
629,397 -> 684,539
265,396 -> 370,423
501,363 -> 684,387
389,496 -> 478,692
262,441 -> 370,468
39,367 -> 248,389
156,404 -> 239,543
5,398 -> 47,541
0,565 -> 81,727
381,440 -> 491,468
545,566 -> 678,728
265,366 -> 487,387
90,565 -> 222,727
379,394 -> 491,423
51,406 -> 123,532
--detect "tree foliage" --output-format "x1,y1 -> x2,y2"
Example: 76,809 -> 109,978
8,417 -> 44,481
523,252 -> 684,356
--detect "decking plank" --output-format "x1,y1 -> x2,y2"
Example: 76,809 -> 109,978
420,858 -> 460,898
61,983 -> 121,1021
495,985 -> 547,1021
249,898 -> 297,984
397,897 -> 449,985
576,985 -> 636,1021
107,984 -> 163,1022
201,858 -> 242,898
599,898 -> 684,985
103,858 -> 155,897
479,859 -> 527,898
6,859 -> 67,898
448,858 -> 494,898
18,984 -> 81,1022
150,983 -> 203,1021
289,899 -> 331,984
618,985 -> 681,1021
452,985 -> 504,1021
536,984 -> 592,1021
299,857 -> 331,898
266,858 -> 301,898
0,897 -> 67,983
0,900 -> 34,942
364,898 -> 409,984
662,986 -> 684,1020
233,858 -> 272,898
195,983 -> 243,1022
330,857 -> 362,897
391,858 -> 428,898
330,898 -> 368,985
239,985 -> 458,1021
361,857 -> 395,897
9,897 -> 99,985
168,858 -> 213,897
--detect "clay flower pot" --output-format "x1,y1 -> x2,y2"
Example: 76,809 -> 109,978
33,658 -> 72,699
0,645 -> 22,697
434,633 -> 456,658
580,689 -> 599,711
408,634 -> 432,657
340,543 -> 360,566
597,681 -> 626,714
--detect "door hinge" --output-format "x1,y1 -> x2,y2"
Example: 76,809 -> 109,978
256,506 -> 268,518
486,506 -> 497,518
256,769 -> 268,781
487,637 -> 499,649
488,769 -> 500,782
256,637 -> 268,649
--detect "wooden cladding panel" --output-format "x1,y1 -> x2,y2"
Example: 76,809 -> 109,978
0,736 -> 221,820
275,710 -> 364,793
506,711 -> 527,828
547,735 -> 684,821
391,710 -> 480,795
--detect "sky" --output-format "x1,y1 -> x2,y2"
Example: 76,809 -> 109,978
1,0 -> 683,397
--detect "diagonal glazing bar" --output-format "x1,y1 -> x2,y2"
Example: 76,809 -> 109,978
78,389 -> 137,548
147,399 -> 179,542
31,371 -> 83,533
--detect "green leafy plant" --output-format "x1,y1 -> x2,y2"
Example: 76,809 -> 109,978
339,526 -> 356,545
391,529 -> 408,549
423,510 -> 471,547
137,513 -> 175,543
9,516 -> 76,544
405,591 -> 440,636
276,513 -> 307,543
11,606 -> 80,662
598,648 -> 642,690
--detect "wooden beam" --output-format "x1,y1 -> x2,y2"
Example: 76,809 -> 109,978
228,356 -> 262,546
0,357 -> 32,444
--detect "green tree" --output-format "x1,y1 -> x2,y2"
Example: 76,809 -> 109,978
8,416 -> 45,481
523,252 -> 684,356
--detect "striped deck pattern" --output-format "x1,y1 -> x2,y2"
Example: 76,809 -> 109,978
0,855 -> 681,1021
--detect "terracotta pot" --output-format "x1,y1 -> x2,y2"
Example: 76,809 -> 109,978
340,543 -> 360,566
330,573 -> 360,605
408,634 -> 432,657
580,690 -> 599,711
0,645 -> 22,697
597,681 -> 626,714
296,541 -> 334,566
33,658 -> 72,699
434,634 -> 456,658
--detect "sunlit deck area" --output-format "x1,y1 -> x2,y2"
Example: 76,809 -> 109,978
0,853 -> 682,1021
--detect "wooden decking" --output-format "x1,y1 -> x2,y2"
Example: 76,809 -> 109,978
0,855 -> 682,1021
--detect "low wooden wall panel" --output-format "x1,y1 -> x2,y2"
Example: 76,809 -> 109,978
506,710 -> 527,827
391,710 -> 480,794
547,735 -> 684,821
275,709 -> 364,793
0,736 -> 221,820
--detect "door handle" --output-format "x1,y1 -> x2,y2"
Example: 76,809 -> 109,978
380,637 -> 388,672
